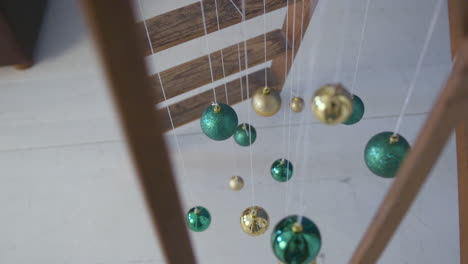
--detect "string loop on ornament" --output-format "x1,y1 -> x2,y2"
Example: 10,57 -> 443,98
199,0 -> 218,103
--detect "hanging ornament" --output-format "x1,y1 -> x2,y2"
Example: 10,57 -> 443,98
186,206 -> 211,232
342,94 -> 365,125
251,87 -> 282,117
290,96 -> 304,113
271,215 -> 322,264
364,132 -> 410,178
233,123 -> 257,146
240,206 -> 269,236
311,83 -> 353,124
271,159 -> 293,182
200,103 -> 238,141
229,176 -> 244,191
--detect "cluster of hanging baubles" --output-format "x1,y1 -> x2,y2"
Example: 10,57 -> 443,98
190,83 -> 410,263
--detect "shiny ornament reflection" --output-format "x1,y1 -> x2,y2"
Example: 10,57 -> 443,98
364,132 -> 410,178
233,123 -> 257,146
271,159 -> 293,182
229,176 -> 244,191
290,97 -> 304,113
311,84 -> 353,124
251,87 -> 282,117
342,94 -> 365,125
271,215 -> 322,264
240,206 -> 269,236
186,206 -> 211,232
200,103 -> 238,141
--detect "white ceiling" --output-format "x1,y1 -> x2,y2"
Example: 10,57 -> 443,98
0,0 -> 459,263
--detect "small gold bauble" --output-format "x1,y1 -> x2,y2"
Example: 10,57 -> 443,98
229,176 -> 244,191
290,96 -> 304,113
311,83 -> 353,124
251,87 -> 281,117
240,206 -> 269,236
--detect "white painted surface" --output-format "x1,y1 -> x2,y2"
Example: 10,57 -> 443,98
0,0 -> 458,263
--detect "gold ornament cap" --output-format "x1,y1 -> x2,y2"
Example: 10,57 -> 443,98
229,176 -> 244,191
311,83 -> 353,124
251,86 -> 282,117
290,96 -> 304,113
240,206 -> 270,236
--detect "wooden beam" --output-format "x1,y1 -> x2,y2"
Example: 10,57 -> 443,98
448,1 -> 468,263
152,29 -> 287,104
140,0 -> 296,55
270,0 -> 318,90
350,41 -> 468,264
79,1 -> 196,263
159,68 -> 278,132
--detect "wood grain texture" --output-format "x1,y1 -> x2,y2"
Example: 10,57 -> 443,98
270,0 -> 318,90
79,1 -> 196,263
159,68 -> 278,132
350,41 -> 468,264
448,1 -> 468,263
152,29 -> 287,104
140,0 -> 296,54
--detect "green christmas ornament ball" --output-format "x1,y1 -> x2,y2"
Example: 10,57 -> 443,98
271,215 -> 322,264
200,103 -> 238,141
271,159 -> 293,182
343,94 -> 365,125
186,206 -> 211,232
364,132 -> 410,178
233,123 -> 257,146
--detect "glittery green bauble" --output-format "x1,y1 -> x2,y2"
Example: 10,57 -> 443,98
271,159 -> 293,182
186,206 -> 211,232
200,103 -> 238,141
233,123 -> 257,146
343,94 -> 364,125
364,132 -> 410,178
271,215 -> 322,264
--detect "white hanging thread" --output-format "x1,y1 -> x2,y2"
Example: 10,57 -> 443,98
136,0 -> 190,200
282,0 -> 290,215
393,0 -> 444,136
349,0 -> 372,94
239,0 -> 256,204
295,0 -> 329,225
263,0 -> 268,85
214,0 -> 229,104
333,0 -> 351,83
199,0 -> 218,103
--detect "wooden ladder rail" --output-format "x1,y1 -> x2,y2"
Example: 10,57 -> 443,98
80,1 -> 196,263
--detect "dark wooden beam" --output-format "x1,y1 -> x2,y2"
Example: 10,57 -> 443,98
0,0 -> 48,68
140,0 -> 297,55
159,68 -> 278,132
270,0 -> 318,90
350,41 -> 468,264
79,1 -> 196,263
152,29 -> 287,104
448,1 -> 468,263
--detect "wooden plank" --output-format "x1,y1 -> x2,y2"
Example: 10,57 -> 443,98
152,29 -> 287,104
140,0 -> 296,54
448,1 -> 468,263
270,0 -> 318,90
79,1 -> 196,263
350,41 -> 468,264
159,68 -> 278,132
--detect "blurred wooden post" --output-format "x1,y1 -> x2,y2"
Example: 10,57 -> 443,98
350,41 -> 468,264
79,1 -> 196,263
448,0 -> 468,263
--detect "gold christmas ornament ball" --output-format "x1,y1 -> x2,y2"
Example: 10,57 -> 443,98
311,83 -> 353,124
290,96 -> 304,112
240,206 -> 269,236
229,176 -> 244,191
251,87 -> 282,117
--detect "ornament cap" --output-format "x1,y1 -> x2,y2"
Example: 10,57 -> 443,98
262,87 -> 271,95
389,134 -> 399,144
213,104 -> 221,113
292,223 -> 303,233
